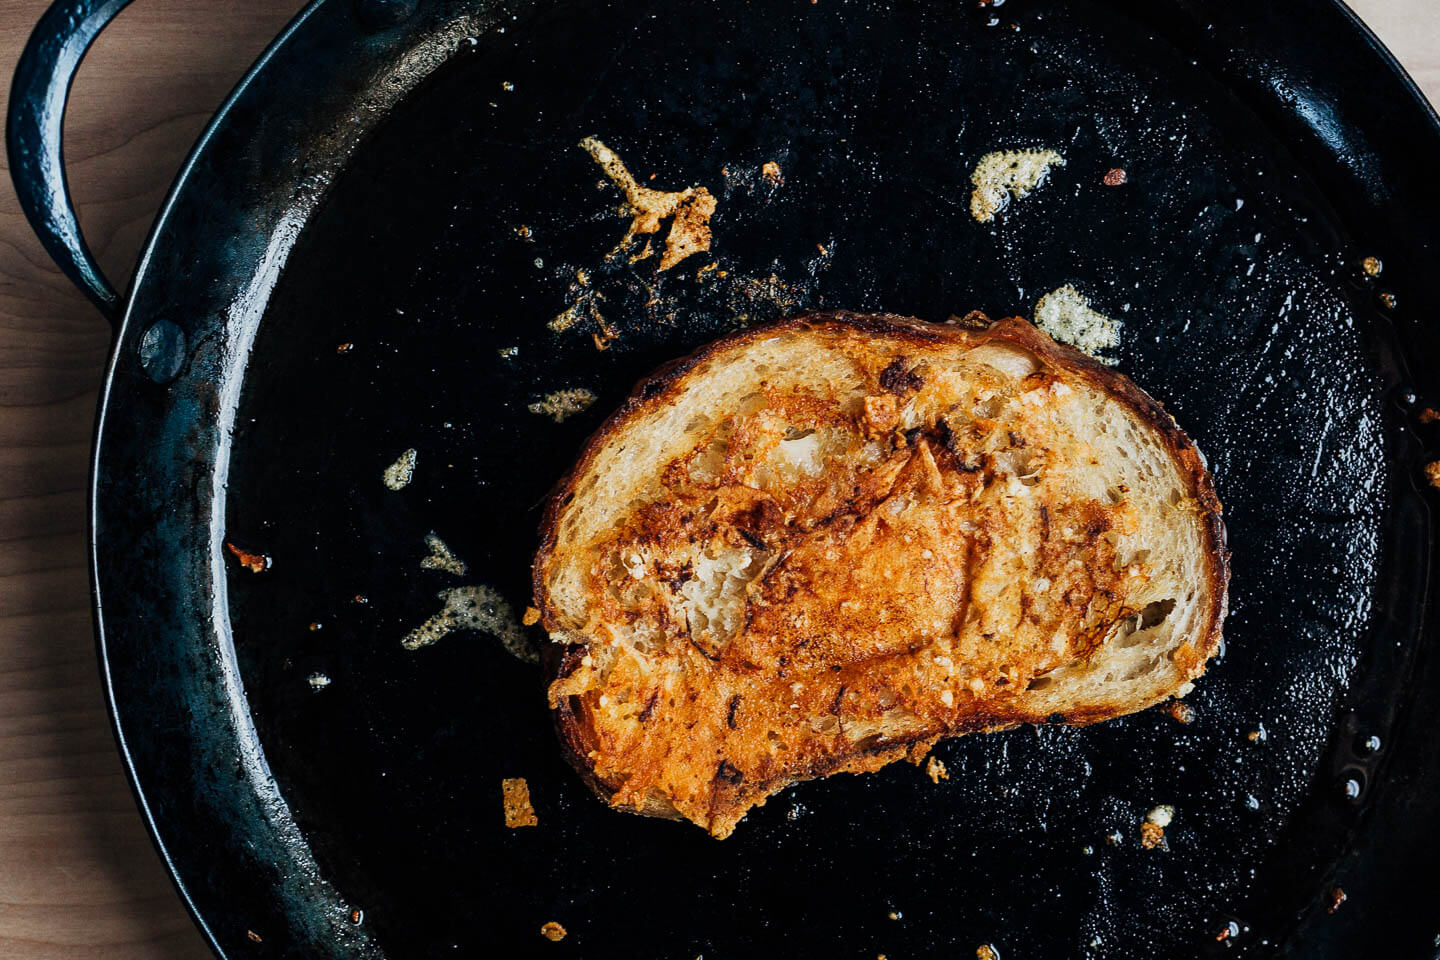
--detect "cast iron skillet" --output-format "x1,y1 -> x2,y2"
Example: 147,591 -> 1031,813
9,0 -> 1440,956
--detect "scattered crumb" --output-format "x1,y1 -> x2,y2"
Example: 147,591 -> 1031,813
515,224 -> 532,239
336,342 -> 354,354
308,622 -> 322,631
1361,256 -> 1383,278
761,160 -> 783,184
550,287 -> 605,333
1034,285 -> 1122,365
969,148 -> 1065,222
421,532 -> 468,577
540,921 -> 566,941
888,910 -> 902,920
349,909 -> 364,925
976,944 -> 1000,960
1379,290 -> 1398,310
1246,722 -> 1268,744
522,606 -> 541,626
925,755 -> 949,783
1216,921 -> 1240,942
498,345 -> 519,359
402,585 -> 538,662
528,388 -> 597,423
1141,804 -> 1174,850
1175,680 -> 1196,697
307,672 -> 331,690
1104,829 -> 1123,846
579,137 -> 716,271
383,448 -> 418,490
247,931 -> 262,943
353,594 -> 368,604
1167,701 -> 1196,724
502,777 -> 538,828
501,80 -> 514,92
225,542 -> 271,573
1419,407 -> 1439,424
1326,887 -> 1347,914
1102,167 -> 1127,186
1425,460 -> 1440,490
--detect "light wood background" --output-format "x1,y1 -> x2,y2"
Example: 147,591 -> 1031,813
0,1 -> 1435,957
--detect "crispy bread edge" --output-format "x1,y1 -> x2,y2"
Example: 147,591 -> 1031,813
533,312 -> 1230,831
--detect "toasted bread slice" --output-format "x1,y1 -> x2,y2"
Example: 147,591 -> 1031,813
534,312 -> 1227,838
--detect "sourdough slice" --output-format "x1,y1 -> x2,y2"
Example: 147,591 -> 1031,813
534,312 -> 1228,838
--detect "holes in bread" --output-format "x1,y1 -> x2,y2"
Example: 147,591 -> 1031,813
1140,598 -> 1176,629
679,543 -> 769,657
1026,675 -> 1054,691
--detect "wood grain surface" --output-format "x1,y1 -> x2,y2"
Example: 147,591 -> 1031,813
0,1 -> 1434,957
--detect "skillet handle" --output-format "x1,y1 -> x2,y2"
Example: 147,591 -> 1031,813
6,0 -> 135,327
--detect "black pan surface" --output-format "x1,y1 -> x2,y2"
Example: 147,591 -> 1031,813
83,0 -> 1440,956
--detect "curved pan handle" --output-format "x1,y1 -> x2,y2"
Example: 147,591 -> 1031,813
7,0 -> 135,327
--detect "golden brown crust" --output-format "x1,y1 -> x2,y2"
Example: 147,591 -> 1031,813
534,312 -> 1229,836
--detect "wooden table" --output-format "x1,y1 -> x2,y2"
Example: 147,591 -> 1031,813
0,1 -> 1435,956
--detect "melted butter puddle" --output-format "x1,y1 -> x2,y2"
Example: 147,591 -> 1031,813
401,533 -> 537,662
401,585 -> 538,663
970,148 -> 1065,223
420,532 -> 467,576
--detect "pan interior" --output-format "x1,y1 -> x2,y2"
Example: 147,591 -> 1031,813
222,0 -> 1412,955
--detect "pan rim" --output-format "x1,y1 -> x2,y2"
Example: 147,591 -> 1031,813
84,1 -> 1440,957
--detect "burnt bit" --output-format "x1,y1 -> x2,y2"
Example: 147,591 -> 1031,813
1326,887 -> 1347,914
225,542 -> 271,573
1102,167 -> 1127,186
726,695 -> 741,729
1418,407 -> 1439,424
879,357 -> 925,394
717,760 -> 744,784
947,309 -> 991,329
639,690 -> 661,722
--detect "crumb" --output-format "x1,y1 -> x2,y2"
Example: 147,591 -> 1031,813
336,342 -> 353,354
926,755 -> 949,783
1167,701 -> 1196,724
976,944 -> 1000,960
503,777 -> 539,828
762,160 -> 783,184
1419,407 -> 1439,424
540,921 -> 566,941
1425,461 -> 1440,490
307,672 -> 331,690
579,137 -> 716,271
501,81 -> 515,92
308,622 -> 321,631
1033,285 -> 1122,365
1361,256 -> 1382,278
1326,887 -> 1346,914
353,594 -> 368,604
523,606 -> 541,626
515,225 -> 532,239
888,910 -> 902,920
528,388 -> 597,423
349,908 -> 363,924
420,532 -> 468,577
592,332 -> 612,351
1379,290 -> 1397,310
1102,167 -> 1127,186
1141,805 -> 1174,850
383,448 -> 418,490
247,930 -> 262,943
816,242 -> 828,255
402,585 -> 537,662
225,542 -> 271,573
1216,921 -> 1240,941
969,149 -> 1064,222
1246,722 -> 1268,744
1104,829 -> 1123,846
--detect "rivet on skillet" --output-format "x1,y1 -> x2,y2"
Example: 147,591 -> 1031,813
354,0 -> 420,30
137,320 -> 187,384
